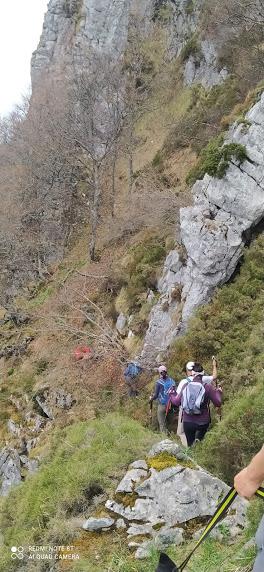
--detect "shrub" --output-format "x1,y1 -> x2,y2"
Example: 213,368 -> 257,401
117,233 -> 166,310
180,35 -> 202,64
35,358 -> 49,375
186,136 -> 248,185
152,150 -> 164,170
186,0 -> 195,15
164,77 -> 242,155
152,0 -> 173,22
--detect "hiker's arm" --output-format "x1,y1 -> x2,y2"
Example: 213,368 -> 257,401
176,380 -> 184,394
207,384 -> 222,407
234,445 -> 264,499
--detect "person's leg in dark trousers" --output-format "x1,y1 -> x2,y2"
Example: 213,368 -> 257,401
184,422 -> 210,446
195,423 -> 210,442
183,422 -> 197,446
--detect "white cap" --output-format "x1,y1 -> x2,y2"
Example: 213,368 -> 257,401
158,365 -> 167,374
186,361 -> 195,371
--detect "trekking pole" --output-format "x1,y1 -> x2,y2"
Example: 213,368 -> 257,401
149,398 -> 153,426
156,486 -> 264,572
212,355 -> 222,421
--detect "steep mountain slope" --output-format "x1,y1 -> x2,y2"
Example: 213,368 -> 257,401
1,2 -> 264,571
0,0 -> 235,303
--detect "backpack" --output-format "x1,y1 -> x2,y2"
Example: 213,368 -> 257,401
158,378 -> 175,406
181,379 -> 205,415
124,362 -> 142,379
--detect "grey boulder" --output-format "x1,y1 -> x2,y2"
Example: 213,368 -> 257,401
83,517 -> 115,531
116,468 -> 148,493
129,460 -> 148,470
0,448 -> 21,496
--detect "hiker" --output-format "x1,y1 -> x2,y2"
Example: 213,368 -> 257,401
124,361 -> 143,397
169,362 -> 222,446
176,356 -> 218,446
234,446 -> 264,572
176,356 -> 218,395
149,365 -> 176,433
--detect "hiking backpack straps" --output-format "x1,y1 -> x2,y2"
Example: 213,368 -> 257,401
155,486 -> 264,572
181,379 -> 205,415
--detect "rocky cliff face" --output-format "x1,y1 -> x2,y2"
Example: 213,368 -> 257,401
142,92 -> 264,363
31,0 -> 152,84
31,0 -> 225,89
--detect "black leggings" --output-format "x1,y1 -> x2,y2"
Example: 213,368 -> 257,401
183,421 -> 210,447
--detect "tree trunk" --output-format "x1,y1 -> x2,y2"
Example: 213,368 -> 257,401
128,126 -> 134,195
89,161 -> 101,261
111,147 -> 118,218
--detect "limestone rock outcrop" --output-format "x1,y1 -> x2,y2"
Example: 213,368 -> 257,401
32,1 -> 226,91
84,440 -> 248,559
31,0 -> 153,85
183,39 -> 228,88
0,448 -> 22,496
142,92 -> 264,363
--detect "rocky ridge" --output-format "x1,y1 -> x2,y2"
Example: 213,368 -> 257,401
141,92 -> 264,363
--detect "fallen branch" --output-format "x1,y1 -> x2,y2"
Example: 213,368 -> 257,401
75,270 -> 109,279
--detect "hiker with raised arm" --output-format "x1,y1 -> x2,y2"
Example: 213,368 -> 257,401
176,356 -> 218,395
149,365 -> 176,434
235,446 -> 264,572
176,356 -> 218,445
170,362 -> 222,446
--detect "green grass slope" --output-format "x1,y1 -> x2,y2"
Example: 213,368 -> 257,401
0,414 -> 156,572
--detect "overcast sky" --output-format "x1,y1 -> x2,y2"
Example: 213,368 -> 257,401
0,0 -> 48,117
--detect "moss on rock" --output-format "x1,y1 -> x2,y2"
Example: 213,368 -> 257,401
147,452 -> 195,471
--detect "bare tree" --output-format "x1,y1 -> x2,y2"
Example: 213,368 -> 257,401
65,53 -> 125,259
2,57 -> 125,264
121,15 -> 169,194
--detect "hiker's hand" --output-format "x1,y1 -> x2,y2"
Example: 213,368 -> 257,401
217,386 -> 222,392
212,355 -> 218,366
234,468 -> 259,499
168,387 -> 176,395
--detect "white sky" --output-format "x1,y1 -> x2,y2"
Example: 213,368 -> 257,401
0,0 -> 48,117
